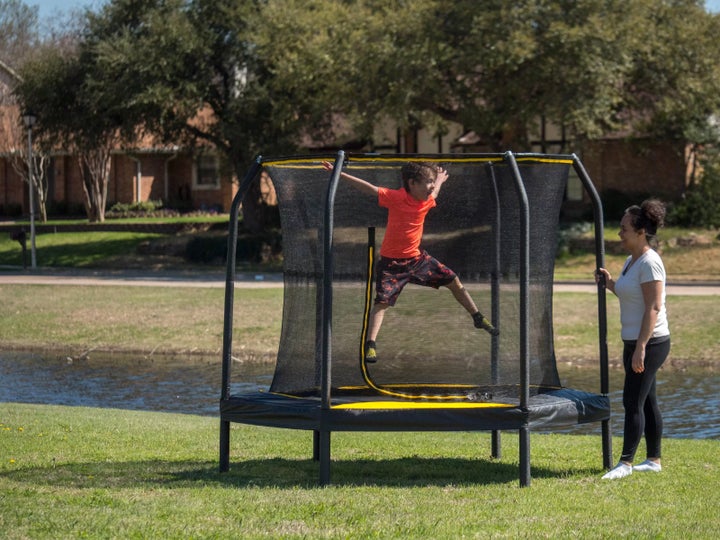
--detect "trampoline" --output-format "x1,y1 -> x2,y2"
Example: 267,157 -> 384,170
219,152 -> 612,486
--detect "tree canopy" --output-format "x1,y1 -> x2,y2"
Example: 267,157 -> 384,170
16,0 -> 720,153
10,0 -> 720,223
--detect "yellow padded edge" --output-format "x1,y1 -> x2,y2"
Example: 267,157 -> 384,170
331,401 -> 515,410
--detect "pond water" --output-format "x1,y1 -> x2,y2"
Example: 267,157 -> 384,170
1,351 -> 717,440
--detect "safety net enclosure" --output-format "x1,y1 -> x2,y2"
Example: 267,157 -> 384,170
220,152 -> 612,486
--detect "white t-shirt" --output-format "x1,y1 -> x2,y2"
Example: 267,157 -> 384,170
613,249 -> 670,341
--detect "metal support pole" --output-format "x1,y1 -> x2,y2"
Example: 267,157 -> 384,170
572,155 -> 613,470
219,155 -> 263,473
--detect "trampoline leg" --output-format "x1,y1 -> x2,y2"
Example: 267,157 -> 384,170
313,430 -> 320,461
491,430 -> 502,459
519,427 -> 531,487
318,430 -> 331,485
219,419 -> 230,473
602,419 -> 613,469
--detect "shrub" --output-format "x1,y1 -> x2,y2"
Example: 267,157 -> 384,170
107,200 -> 163,215
600,189 -> 655,222
185,231 -> 282,265
557,221 -> 593,257
668,147 -> 720,228
47,200 -> 86,217
0,203 -> 23,217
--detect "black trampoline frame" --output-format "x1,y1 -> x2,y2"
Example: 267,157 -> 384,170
219,151 -> 612,487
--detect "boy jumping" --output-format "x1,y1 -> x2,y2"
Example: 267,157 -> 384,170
322,160 -> 498,363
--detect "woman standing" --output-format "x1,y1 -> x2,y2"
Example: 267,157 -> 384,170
595,199 -> 671,480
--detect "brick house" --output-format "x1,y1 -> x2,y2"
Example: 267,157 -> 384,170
1,108 -> 238,218
444,120 -> 693,219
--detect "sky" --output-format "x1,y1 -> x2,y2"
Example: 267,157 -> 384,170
28,0 -> 107,21
27,0 -> 720,19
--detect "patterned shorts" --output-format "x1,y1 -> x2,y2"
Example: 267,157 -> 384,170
375,251 -> 457,306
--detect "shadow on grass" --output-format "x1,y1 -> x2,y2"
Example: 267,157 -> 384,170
1,456 -> 600,489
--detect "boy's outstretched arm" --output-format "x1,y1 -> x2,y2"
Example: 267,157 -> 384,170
430,167 -> 449,199
321,161 -> 378,197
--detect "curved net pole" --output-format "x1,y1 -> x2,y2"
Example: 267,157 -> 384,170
318,150 -> 345,485
220,155 -> 263,473
572,154 -> 613,470
504,151 -> 531,487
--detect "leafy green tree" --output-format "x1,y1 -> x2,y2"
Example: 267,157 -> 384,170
313,0 -> 720,151
17,36 -> 125,222
77,0 -> 342,230
623,0 -> 720,141
669,138 -> 720,228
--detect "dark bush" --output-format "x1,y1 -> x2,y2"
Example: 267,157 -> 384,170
0,203 -> 23,218
106,200 -> 182,219
47,200 -> 86,217
601,189 -> 655,221
668,148 -> 720,228
185,231 -> 282,264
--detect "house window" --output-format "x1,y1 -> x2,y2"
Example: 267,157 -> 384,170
193,154 -> 220,190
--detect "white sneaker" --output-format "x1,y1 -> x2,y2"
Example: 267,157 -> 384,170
633,460 -> 662,473
602,462 -> 633,480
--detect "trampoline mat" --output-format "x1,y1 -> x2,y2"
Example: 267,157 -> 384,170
220,385 -> 610,432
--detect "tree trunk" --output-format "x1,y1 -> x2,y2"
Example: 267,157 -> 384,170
9,153 -> 50,223
79,147 -> 112,223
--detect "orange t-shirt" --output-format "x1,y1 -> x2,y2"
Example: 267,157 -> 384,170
377,187 -> 436,258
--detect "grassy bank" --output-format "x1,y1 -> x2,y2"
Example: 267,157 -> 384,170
0,284 -> 718,367
1,403 -> 717,538
2,220 -> 719,279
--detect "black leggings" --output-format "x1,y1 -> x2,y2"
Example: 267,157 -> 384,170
620,337 -> 671,462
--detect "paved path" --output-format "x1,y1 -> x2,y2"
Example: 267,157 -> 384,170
553,281 -> 720,296
1,269 -> 718,295
0,269 -> 280,288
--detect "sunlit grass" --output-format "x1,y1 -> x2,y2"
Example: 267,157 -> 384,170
1,403 -> 718,538
0,284 -> 717,367
0,231 -> 165,267
0,285 -> 282,358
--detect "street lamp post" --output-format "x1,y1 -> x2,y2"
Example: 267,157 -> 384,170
22,111 -> 37,269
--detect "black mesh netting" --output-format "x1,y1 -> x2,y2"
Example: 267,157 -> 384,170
262,155 -> 569,397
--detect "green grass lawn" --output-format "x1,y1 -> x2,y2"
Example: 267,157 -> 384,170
1,403 -> 718,539
2,221 -> 719,280
0,231 -> 167,268
1,222 -> 718,538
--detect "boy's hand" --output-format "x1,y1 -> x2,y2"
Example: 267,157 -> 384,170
321,160 -> 333,172
429,167 -> 449,199
436,167 -> 449,186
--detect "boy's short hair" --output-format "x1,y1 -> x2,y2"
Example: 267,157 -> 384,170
401,162 -> 439,191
